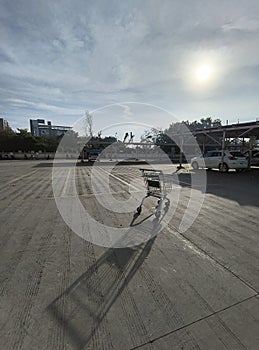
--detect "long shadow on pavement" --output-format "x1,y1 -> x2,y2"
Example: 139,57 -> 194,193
46,219 -> 162,349
33,160 -> 149,168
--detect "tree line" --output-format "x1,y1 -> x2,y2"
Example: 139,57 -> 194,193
0,129 -> 63,153
0,128 -> 119,154
0,117 -> 223,154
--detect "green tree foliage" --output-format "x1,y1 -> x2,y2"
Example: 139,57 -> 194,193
140,117 -> 223,157
140,128 -> 172,153
166,117 -> 222,133
0,129 -> 75,153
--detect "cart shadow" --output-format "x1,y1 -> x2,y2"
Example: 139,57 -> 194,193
130,196 -> 171,227
46,222 -> 162,350
130,212 -> 153,226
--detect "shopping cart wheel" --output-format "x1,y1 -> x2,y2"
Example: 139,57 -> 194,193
155,199 -> 161,208
136,206 -> 142,215
155,210 -> 161,218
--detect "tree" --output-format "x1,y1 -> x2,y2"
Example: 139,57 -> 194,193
140,117 -> 223,160
16,129 -> 37,152
17,128 -> 31,136
85,110 -> 93,138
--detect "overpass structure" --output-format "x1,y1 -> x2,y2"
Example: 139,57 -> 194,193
82,121 -> 259,164
193,120 -> 259,146
190,121 -> 259,161
86,121 -> 259,146
194,121 -> 259,138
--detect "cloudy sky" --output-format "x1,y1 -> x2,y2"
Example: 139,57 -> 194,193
1,0 -> 259,133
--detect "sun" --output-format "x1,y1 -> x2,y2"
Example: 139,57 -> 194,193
182,51 -> 224,92
194,63 -> 214,83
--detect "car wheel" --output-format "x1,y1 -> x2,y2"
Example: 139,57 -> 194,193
192,161 -> 199,170
219,163 -> 228,173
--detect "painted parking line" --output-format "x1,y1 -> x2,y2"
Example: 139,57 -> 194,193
61,169 -> 72,197
95,166 -> 142,191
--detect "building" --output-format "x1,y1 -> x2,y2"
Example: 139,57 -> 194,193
0,118 -> 10,132
29,119 -> 72,137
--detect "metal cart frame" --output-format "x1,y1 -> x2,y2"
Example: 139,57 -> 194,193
136,168 -> 171,218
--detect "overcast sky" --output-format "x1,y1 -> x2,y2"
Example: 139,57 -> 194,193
1,0 -> 259,133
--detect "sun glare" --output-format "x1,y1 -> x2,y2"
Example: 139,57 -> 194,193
194,63 -> 214,83
182,50 -> 225,92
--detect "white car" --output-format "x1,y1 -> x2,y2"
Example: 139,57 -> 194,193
244,150 -> 259,166
191,150 -> 248,172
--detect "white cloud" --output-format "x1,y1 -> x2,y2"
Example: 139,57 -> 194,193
1,0 -> 259,130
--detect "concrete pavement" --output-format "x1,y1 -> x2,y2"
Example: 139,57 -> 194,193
0,160 -> 258,349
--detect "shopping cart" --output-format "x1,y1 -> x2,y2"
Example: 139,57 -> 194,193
136,168 -> 172,218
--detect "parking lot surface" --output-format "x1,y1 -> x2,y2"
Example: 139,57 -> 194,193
0,160 -> 258,350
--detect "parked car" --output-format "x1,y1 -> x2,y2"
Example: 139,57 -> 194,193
244,150 -> 259,166
191,150 -> 248,172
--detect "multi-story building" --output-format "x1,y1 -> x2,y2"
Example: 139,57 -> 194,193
29,119 -> 72,137
0,118 -> 10,132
